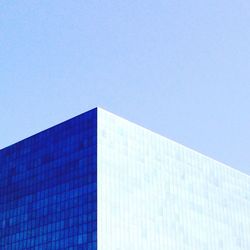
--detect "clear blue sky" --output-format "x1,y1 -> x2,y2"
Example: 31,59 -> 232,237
1,1 -> 250,175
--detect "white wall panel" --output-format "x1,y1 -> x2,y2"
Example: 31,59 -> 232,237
98,108 -> 250,250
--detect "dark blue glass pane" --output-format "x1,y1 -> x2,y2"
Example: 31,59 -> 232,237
0,108 -> 97,249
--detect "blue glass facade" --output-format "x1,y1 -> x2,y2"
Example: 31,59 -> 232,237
0,108 -> 97,250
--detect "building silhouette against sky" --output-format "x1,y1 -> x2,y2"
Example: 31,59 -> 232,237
0,108 -> 250,249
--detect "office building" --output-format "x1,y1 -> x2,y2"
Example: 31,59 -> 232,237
0,108 -> 250,249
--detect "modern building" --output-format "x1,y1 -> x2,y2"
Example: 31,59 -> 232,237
0,107 -> 250,250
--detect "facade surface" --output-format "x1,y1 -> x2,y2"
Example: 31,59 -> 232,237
98,109 -> 250,250
0,109 -> 97,249
1,107 -> 250,250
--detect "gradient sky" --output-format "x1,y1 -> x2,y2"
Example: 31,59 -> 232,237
1,1 -> 250,175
